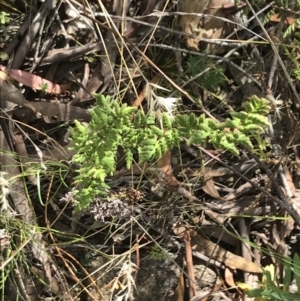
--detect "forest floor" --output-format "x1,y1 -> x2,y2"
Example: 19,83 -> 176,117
1,1 -> 300,301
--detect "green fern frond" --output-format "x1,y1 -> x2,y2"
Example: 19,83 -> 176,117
69,93 -> 271,211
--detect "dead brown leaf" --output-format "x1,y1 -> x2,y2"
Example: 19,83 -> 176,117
202,178 -> 223,200
191,235 -> 262,273
180,0 -> 245,53
157,150 -> 181,187
29,102 -> 91,123
1,66 -> 70,94
179,0 -> 210,50
224,267 -> 236,288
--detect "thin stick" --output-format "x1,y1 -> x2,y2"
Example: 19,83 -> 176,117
184,231 -> 196,300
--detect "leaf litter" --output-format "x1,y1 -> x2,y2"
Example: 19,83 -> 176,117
1,1 -> 300,300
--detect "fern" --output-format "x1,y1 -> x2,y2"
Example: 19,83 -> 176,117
186,56 -> 224,91
175,96 -> 270,155
70,94 -> 271,211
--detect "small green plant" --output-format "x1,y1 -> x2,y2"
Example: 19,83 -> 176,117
238,254 -> 300,301
0,52 -> 9,61
0,12 -> 10,61
149,244 -> 168,260
186,55 -> 224,91
70,93 -> 271,211
175,95 -> 270,155
40,82 -> 48,93
0,12 -> 10,25
69,93 -> 181,210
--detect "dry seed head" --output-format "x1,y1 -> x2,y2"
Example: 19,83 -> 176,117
145,82 -> 179,128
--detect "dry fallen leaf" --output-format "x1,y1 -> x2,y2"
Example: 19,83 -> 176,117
224,267 -> 236,288
0,65 -> 70,94
180,0 -> 245,53
157,149 -> 181,187
202,178 -> 223,200
191,235 -> 262,273
179,0 -> 210,50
